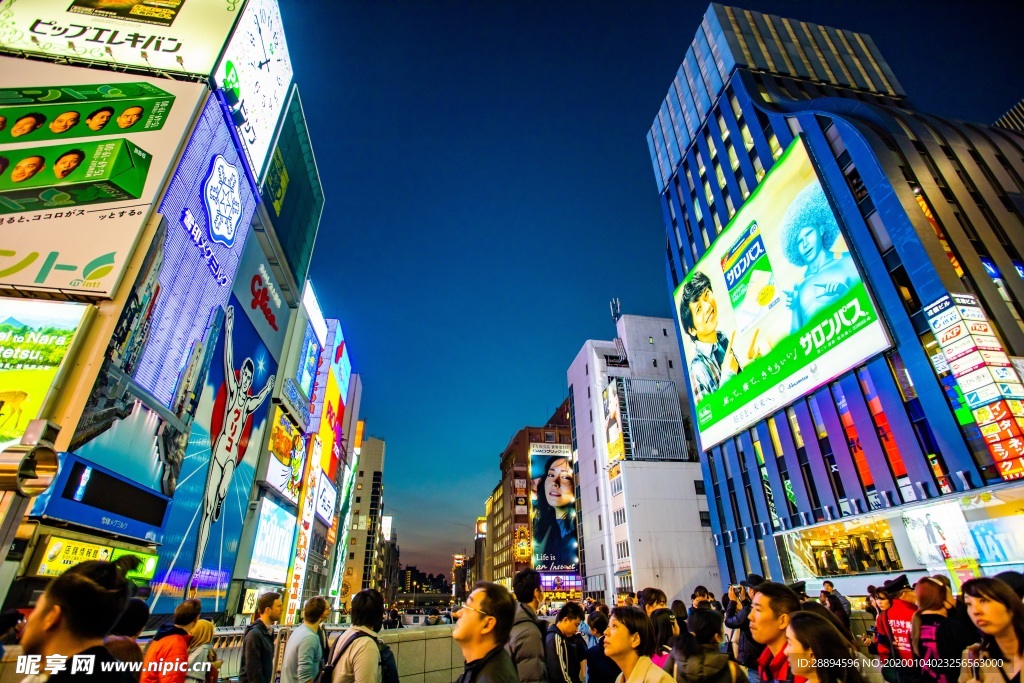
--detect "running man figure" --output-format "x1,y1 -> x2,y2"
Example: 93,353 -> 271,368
186,305 -> 275,596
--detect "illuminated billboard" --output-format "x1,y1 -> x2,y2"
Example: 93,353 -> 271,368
382,516 -> 393,541
0,0 -> 242,76
233,235 -> 289,361
265,407 -> 305,505
260,86 -> 324,283
285,437 -> 322,621
148,294 -> 277,613
603,378 -> 625,461
72,94 -> 255,496
0,57 -> 205,297
296,323 -> 320,401
530,443 -> 577,572
213,0 -> 293,180
314,474 -> 337,525
249,496 -> 296,584
0,298 -> 88,447
540,573 -> 583,602
673,137 -> 890,450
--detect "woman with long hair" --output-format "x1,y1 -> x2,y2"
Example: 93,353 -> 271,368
534,457 -> 577,565
187,619 -> 220,683
786,611 -> 869,683
819,591 -> 852,638
911,577 -> 974,683
800,600 -> 855,643
649,609 -> 678,668
662,607 -> 744,683
960,577 -> 1024,683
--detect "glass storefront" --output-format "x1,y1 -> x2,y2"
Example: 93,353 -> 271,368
783,516 -> 904,579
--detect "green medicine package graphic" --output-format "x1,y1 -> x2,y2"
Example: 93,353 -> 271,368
721,220 -> 783,337
0,82 -> 176,145
0,139 -> 152,215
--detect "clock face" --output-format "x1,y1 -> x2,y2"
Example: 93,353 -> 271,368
214,0 -> 294,179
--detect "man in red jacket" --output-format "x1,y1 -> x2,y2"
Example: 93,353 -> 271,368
141,599 -> 202,683
879,575 -> 918,664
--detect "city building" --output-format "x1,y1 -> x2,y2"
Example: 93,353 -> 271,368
468,517 -> 488,587
568,313 -> 718,604
339,437 -> 388,607
452,554 -> 469,602
648,4 -> 1024,595
380,516 -> 401,607
487,402 -> 573,588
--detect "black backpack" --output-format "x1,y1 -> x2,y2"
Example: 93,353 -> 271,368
320,630 -> 399,683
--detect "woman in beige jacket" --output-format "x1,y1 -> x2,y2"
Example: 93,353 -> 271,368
605,607 -> 675,683
959,578 -> 1023,683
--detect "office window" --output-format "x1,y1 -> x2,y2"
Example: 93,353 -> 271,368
594,460 -> 598,474
349,552 -> 355,560
653,358 -> 658,368
669,360 -> 674,369
663,328 -> 668,336
356,497 -> 361,503
598,514 -> 603,531
700,511 -> 712,527
596,486 -> 600,502
601,544 -> 605,561
545,431 -> 555,442
590,409 -> 593,423
695,480 -> 706,495
592,434 -> 595,447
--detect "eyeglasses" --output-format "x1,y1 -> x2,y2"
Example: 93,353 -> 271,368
459,605 -> 490,618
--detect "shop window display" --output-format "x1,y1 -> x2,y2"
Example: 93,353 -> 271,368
783,516 -> 903,579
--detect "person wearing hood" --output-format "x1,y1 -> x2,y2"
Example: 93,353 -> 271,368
186,620 -> 220,683
663,607 -> 744,683
547,602 -> 586,683
140,599 -> 202,683
239,592 -> 282,683
508,568 -> 548,683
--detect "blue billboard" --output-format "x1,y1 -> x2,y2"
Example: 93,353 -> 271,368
148,291 -> 277,613
70,93 -> 255,498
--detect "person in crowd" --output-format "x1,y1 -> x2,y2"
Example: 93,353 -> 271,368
707,594 -> 724,614
910,578 -> 973,683
140,598 -> 201,683
384,609 -> 403,629
663,607 -> 745,683
103,636 -> 144,680
878,575 -> 917,667
19,557 -> 139,682
597,605 -> 611,618
425,608 -> 444,626
993,571 -> 1024,601
868,589 -> 893,661
691,588 -> 713,616
283,596 -> 330,683
786,612 -> 873,683
186,620 -> 219,683
787,583 -> 809,601
747,582 -> 802,683
104,597 -> 151,674
864,587 -> 879,620
726,575 -> 766,683
508,568 -> 548,683
547,602 -> 586,683
820,582 -> 851,616
671,601 -> 688,625
640,589 -> 669,616
649,609 -> 679,668
239,592 -> 282,683
328,589 -> 386,683
623,594 -> 636,608
0,609 -> 24,645
587,612 -> 621,683
818,592 -> 851,638
798,602 -> 853,644
452,582 -> 519,683
603,607 -> 673,683
960,577 -> 1024,683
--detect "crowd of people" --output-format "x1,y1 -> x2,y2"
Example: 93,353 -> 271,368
5,559 -> 1024,683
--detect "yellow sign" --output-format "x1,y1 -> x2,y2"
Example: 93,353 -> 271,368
242,588 -> 259,614
32,536 -> 113,577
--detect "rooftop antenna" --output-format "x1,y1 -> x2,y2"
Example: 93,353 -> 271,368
610,297 -> 622,323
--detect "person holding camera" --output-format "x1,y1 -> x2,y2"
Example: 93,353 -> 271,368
724,576 -> 766,683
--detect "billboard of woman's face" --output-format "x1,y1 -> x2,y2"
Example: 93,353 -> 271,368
531,449 -> 578,572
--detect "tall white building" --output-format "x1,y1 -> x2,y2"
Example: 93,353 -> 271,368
568,314 -> 719,604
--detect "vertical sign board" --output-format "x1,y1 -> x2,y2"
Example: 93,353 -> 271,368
603,378 -> 625,461
0,0 -> 241,75
529,443 -> 577,572
924,293 -> 1024,481
213,0 -> 294,181
285,436 -> 321,622
0,298 -> 88,448
0,57 -> 205,297
72,94 -> 254,495
263,407 -> 305,505
247,496 -> 296,585
260,86 -> 324,283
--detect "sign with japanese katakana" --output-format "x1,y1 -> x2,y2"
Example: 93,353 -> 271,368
0,0 -> 243,76
672,137 -> 890,450
0,57 -> 205,297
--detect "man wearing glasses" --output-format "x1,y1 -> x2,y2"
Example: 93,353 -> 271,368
453,583 -> 519,683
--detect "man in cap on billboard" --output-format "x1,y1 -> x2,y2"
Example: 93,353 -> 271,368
186,305 -> 275,596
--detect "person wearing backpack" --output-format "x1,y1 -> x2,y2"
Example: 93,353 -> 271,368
282,596 -> 330,683
327,589 -> 392,683
662,607 -> 746,683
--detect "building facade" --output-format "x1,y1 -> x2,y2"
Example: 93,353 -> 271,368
339,437 -> 387,606
568,314 -> 718,604
649,4 -> 1024,595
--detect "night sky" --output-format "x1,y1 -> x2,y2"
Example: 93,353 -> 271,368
282,1 -> 1024,575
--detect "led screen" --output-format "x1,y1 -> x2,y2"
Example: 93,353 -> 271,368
248,496 -> 296,584
540,573 -> 583,602
213,0 -> 293,180
0,298 -> 87,448
314,474 -> 337,525
0,57 -> 205,296
530,444 -> 577,572
673,137 -> 889,450
297,322 -> 320,400
72,94 -> 255,497
0,0 -> 242,76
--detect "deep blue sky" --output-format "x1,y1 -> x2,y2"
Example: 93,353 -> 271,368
283,1 -> 1024,575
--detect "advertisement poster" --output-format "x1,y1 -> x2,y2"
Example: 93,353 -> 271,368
0,0 -> 242,76
233,234 -> 289,361
901,502 -> 979,567
603,378 -> 624,461
540,573 -> 583,602
285,437 -> 321,621
0,57 -> 205,296
960,489 -> 1024,569
248,496 -> 296,584
148,294 -> 277,613
213,0 -> 293,180
530,443 -> 577,572
314,474 -> 336,524
0,298 -> 87,446
260,86 -> 323,283
296,322 -> 320,401
673,137 -> 890,450
71,94 -> 254,497
265,407 -> 305,505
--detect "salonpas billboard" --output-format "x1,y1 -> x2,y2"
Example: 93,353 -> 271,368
673,137 -> 889,450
